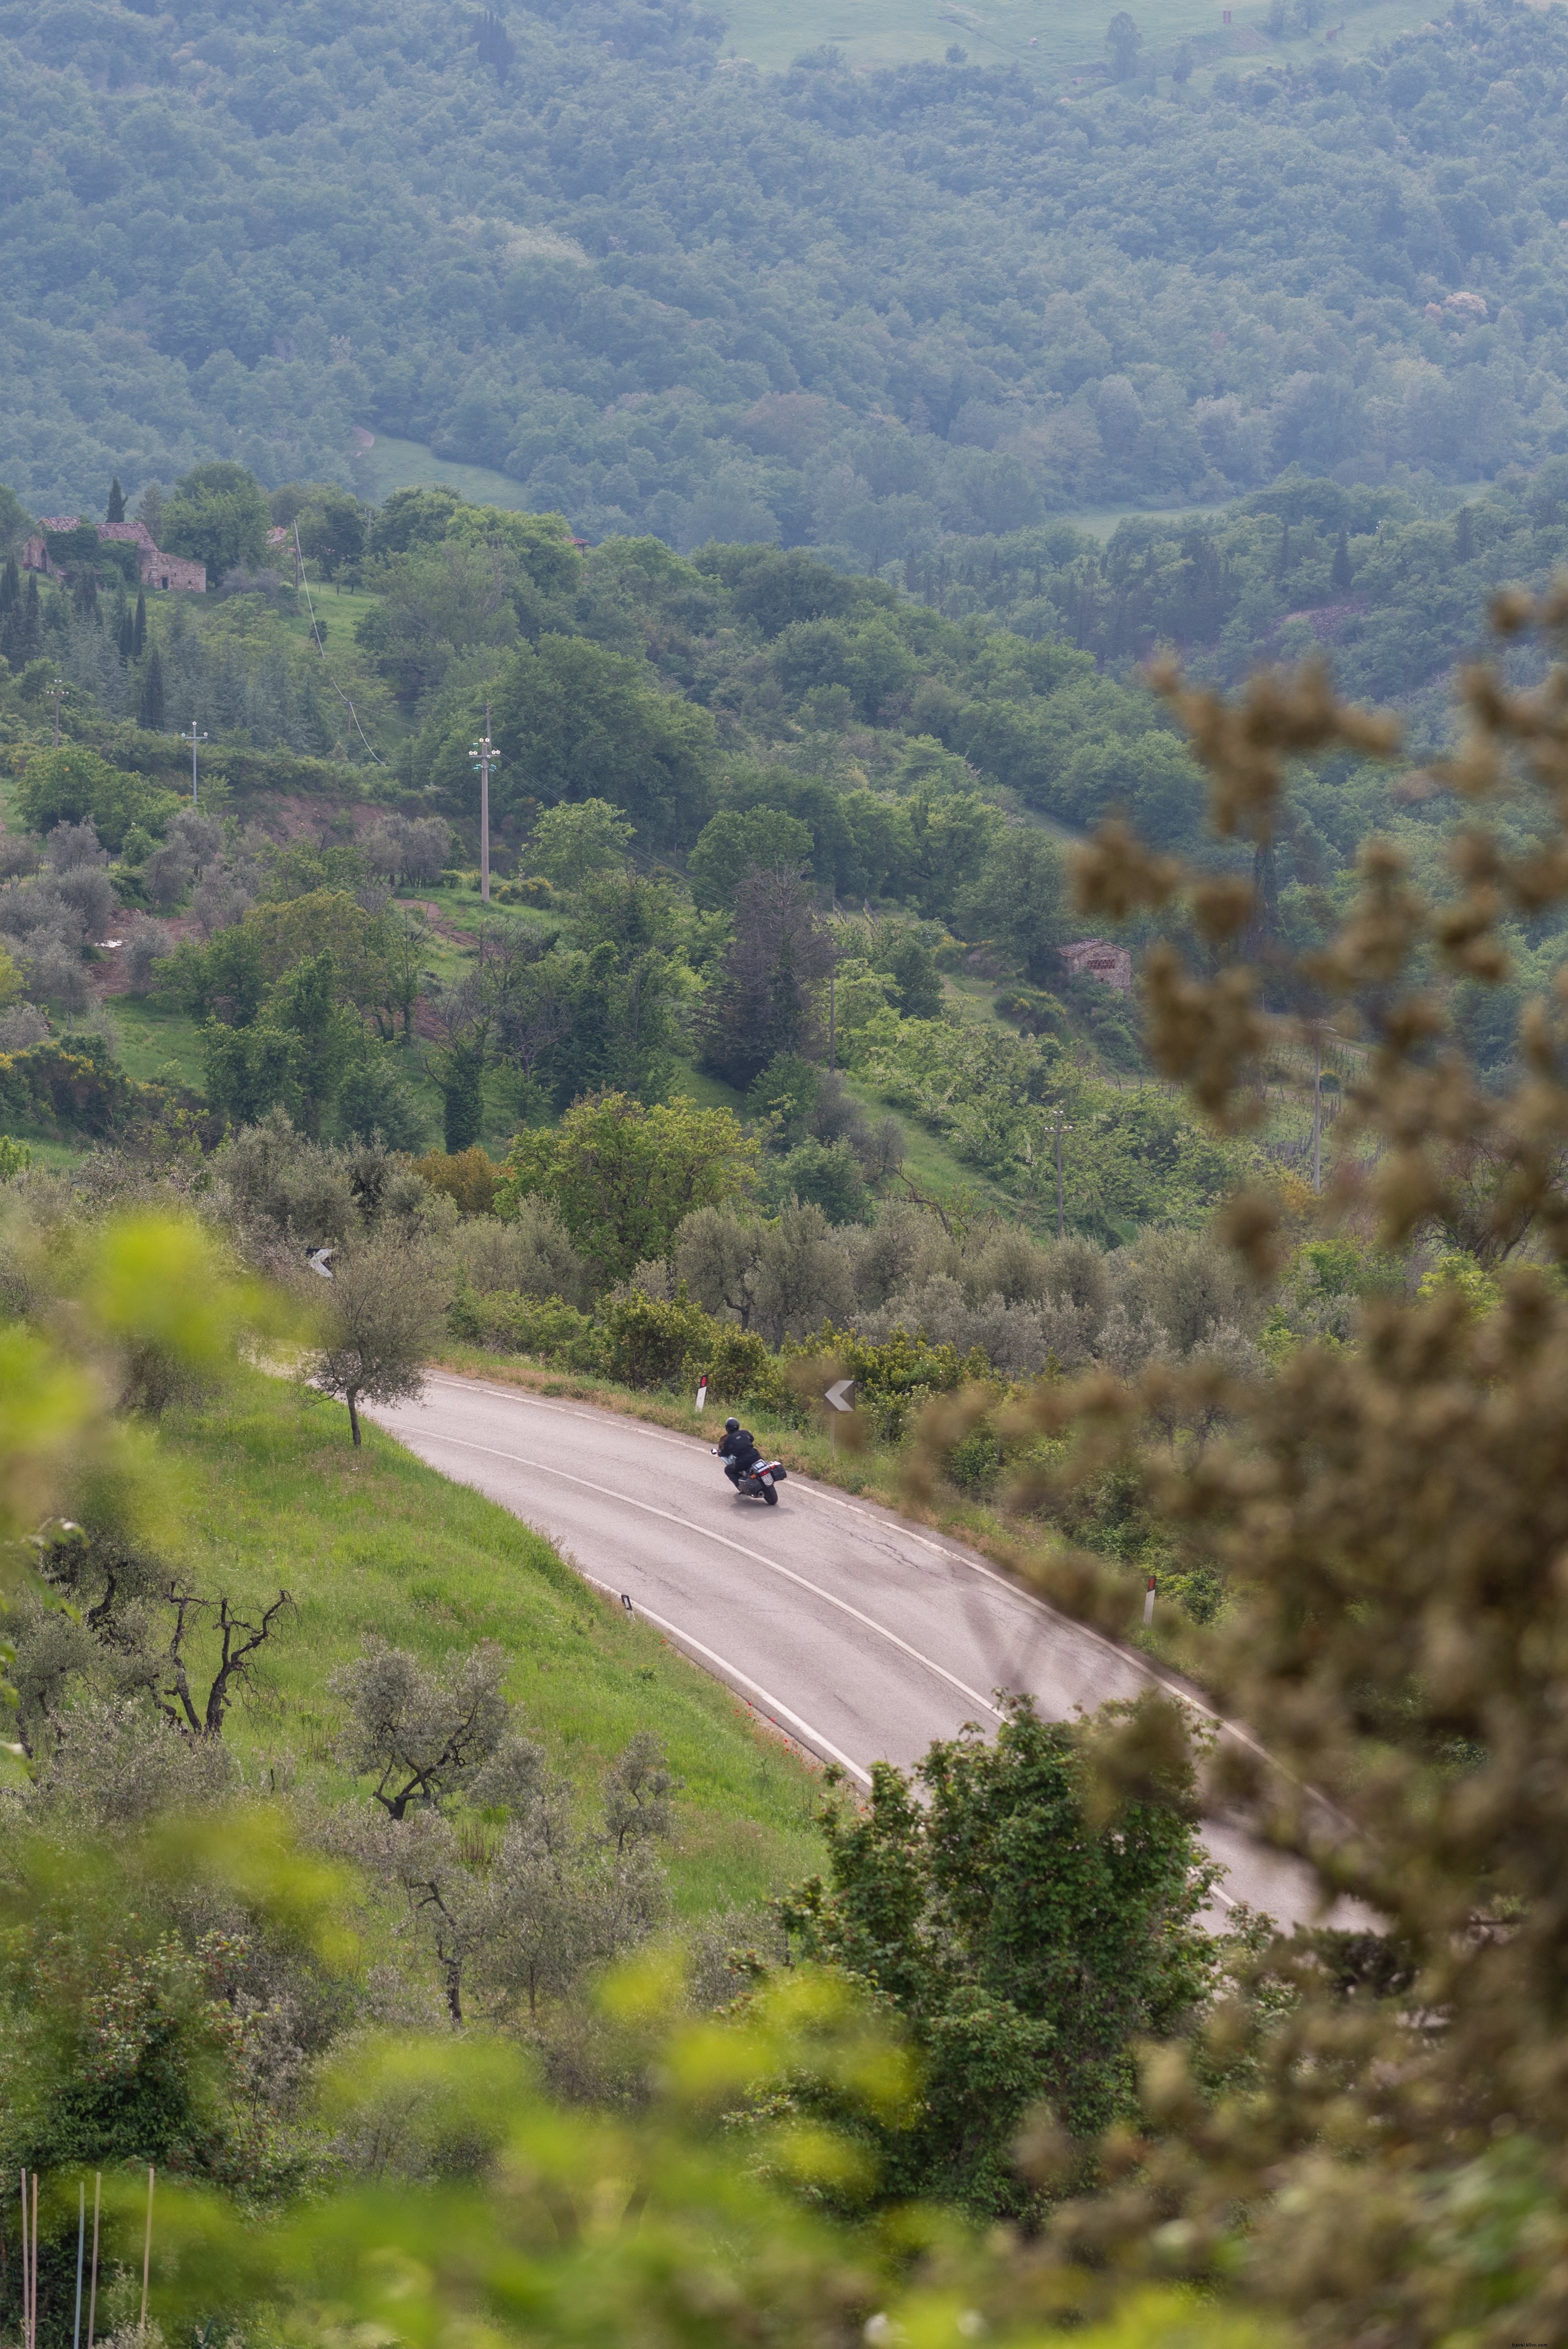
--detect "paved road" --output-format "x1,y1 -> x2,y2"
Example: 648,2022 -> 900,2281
371,1372 -> 1342,1928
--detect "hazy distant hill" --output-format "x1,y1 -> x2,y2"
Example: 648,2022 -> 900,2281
3,0 -> 1568,567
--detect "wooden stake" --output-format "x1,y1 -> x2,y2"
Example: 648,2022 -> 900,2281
86,2174 -> 100,2349
139,2166 -> 155,2338
74,2179 -> 85,2349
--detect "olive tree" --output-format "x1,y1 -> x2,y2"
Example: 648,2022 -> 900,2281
308,1231 -> 451,1445
331,1638 -> 675,2026
330,1637 -> 533,1819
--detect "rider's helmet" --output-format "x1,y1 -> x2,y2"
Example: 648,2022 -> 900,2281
725,1416 -> 740,1433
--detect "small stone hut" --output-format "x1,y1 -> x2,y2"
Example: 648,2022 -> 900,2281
1059,937 -> 1134,994
23,516 -> 205,593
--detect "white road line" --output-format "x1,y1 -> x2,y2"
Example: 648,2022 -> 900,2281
396,1423 -> 1005,1722
392,1381 -> 1329,1919
573,1569 -> 872,1787
422,1372 -> 1279,1772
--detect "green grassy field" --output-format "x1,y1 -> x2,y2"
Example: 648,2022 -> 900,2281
160,1369 -> 825,1920
355,435 -> 539,516
715,0 -> 1437,76
105,997 -> 208,1092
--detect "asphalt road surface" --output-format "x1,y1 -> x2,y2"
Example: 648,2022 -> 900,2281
371,1371 -> 1345,1929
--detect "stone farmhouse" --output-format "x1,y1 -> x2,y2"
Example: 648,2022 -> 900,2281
23,517 -> 205,593
1060,937 -> 1134,994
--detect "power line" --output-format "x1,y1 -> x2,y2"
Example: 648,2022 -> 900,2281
293,518 -> 385,765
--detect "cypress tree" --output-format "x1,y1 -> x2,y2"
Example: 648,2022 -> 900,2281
474,8 -> 515,84
132,589 -> 146,659
17,574 -> 41,665
139,645 -> 165,731
0,555 -> 17,622
115,590 -> 134,661
438,1039 -> 486,1153
106,476 -> 125,525
1331,527 -> 1353,589
1455,506 -> 1475,563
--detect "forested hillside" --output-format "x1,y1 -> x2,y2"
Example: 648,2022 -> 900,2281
7,0 -> 1568,566
8,455 -> 1564,1130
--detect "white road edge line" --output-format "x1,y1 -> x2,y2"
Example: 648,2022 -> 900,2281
394,1423 -> 1005,1721
423,1373 -> 1277,1772
573,1570 -> 873,1788
401,1386 -> 1243,1908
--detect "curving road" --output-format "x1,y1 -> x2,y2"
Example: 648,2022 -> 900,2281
371,1372 -> 1341,1928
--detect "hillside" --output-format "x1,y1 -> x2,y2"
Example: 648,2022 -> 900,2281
163,1367 -> 825,1917
5,0 -> 1568,570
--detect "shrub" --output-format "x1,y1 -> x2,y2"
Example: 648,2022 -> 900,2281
789,1318 -> 979,1442
594,1286 -> 716,1389
448,1281 -> 597,1368
0,1034 -> 134,1136
684,1320 -> 786,1415
11,747 -> 179,854
416,1144 -> 503,1216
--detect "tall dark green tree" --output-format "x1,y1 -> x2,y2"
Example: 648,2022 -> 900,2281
435,1037 -> 486,1153
106,477 -> 126,525
956,830 -> 1067,984
699,865 -> 834,1091
139,646 -> 166,731
132,589 -> 147,659
1105,9 -> 1142,77
777,1695 -> 1218,2219
267,951 -> 361,1137
6,574 -> 42,669
1331,527 -> 1353,588
162,462 -> 270,577
473,8 -> 516,84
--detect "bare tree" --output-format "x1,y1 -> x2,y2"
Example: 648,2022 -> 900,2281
308,1231 -> 451,1446
159,1588 -> 297,1738
15,1525 -> 291,1754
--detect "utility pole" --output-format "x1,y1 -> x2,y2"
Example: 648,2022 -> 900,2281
1055,1101 -> 1066,1241
179,716 -> 207,806
470,704 -> 500,904
51,675 -> 65,747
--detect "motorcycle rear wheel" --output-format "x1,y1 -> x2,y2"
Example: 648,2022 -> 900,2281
763,1485 -> 779,1504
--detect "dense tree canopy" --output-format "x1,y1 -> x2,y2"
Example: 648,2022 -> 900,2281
4,0 -> 1568,575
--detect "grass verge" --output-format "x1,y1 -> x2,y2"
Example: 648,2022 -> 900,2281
160,1367 -> 826,1919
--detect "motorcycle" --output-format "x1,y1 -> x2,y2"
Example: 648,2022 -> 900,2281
711,1447 -> 788,1505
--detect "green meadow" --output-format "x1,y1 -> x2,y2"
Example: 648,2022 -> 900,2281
160,1369 -> 825,1920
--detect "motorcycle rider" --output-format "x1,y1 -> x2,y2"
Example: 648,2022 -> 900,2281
716,1415 -> 762,1488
